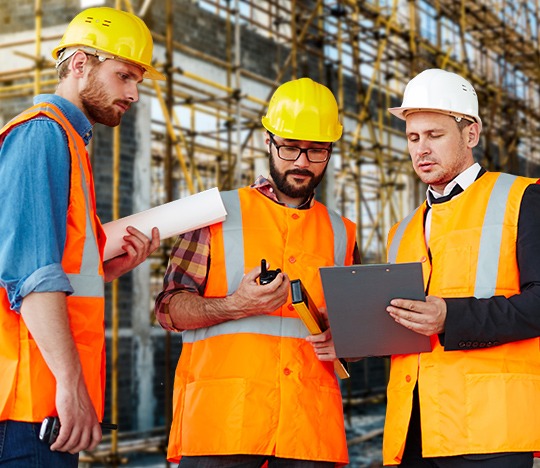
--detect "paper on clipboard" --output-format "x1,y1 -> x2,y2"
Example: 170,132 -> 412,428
102,187 -> 227,261
320,262 -> 431,358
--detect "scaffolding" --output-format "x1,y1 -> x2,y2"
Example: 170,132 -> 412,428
1,0 -> 540,465
2,0 -> 540,259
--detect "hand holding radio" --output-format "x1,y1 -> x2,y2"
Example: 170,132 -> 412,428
224,260 -> 288,317
259,259 -> 281,285
39,416 -> 118,445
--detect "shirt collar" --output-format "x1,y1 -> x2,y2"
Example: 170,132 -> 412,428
251,175 -> 314,209
34,94 -> 93,145
426,162 -> 481,207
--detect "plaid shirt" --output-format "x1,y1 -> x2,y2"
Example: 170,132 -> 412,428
154,176 -> 358,331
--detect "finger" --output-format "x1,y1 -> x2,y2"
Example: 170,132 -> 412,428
388,309 -> 418,325
389,298 -> 416,310
88,424 -> 103,451
315,351 -> 337,361
52,425 -> 79,452
305,333 -> 326,343
149,227 -> 161,252
244,265 -> 263,282
126,226 -> 156,249
50,428 -> 69,452
70,427 -> 91,454
259,272 -> 288,292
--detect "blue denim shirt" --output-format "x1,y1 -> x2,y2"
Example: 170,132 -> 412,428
0,94 -> 93,312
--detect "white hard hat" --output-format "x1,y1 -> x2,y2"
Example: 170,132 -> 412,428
388,69 -> 482,130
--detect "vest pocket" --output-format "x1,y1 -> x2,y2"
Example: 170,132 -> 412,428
182,378 -> 246,452
439,246 -> 472,295
465,372 -> 540,451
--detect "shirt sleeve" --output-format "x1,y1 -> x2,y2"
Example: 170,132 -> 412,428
443,183 -> 540,350
154,227 -> 211,331
0,118 -> 73,312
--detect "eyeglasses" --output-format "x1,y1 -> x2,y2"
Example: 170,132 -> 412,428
268,133 -> 332,163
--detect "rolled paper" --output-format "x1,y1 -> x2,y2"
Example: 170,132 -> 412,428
102,187 -> 227,260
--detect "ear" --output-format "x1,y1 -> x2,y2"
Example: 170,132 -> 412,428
264,131 -> 273,157
465,122 -> 481,149
70,51 -> 89,78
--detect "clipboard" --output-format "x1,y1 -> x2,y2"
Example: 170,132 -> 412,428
290,279 -> 350,379
319,262 -> 431,358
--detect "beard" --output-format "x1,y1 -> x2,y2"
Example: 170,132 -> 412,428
269,155 -> 327,201
79,72 -> 130,127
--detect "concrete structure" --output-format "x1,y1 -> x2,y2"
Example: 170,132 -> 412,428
1,0 -> 539,464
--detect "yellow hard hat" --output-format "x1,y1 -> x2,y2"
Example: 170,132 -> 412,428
262,78 -> 342,142
52,7 -> 165,81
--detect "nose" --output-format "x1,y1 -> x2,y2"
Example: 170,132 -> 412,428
293,149 -> 311,168
127,82 -> 139,103
415,139 -> 430,158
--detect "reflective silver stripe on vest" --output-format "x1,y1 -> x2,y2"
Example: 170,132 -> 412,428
219,190 -> 350,294
220,191 -> 245,295
35,105 -> 103,298
389,175 -> 516,299
388,207 -> 420,263
474,173 -> 516,298
327,208 -> 347,266
182,315 -> 308,343
201,189 -> 350,343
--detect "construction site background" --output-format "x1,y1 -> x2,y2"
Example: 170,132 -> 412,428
1,0 -> 539,466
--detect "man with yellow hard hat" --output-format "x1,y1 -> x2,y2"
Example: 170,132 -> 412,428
0,7 -> 162,466
155,77 -> 360,467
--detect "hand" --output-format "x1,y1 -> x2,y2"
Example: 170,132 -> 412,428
306,328 -> 338,361
305,307 -> 337,361
104,226 -> 160,282
386,295 -> 447,336
229,264 -> 290,317
50,377 -> 101,453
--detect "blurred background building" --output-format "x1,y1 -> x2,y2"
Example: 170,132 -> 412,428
1,0 -> 539,465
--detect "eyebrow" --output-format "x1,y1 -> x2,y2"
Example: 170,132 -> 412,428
406,127 -> 446,135
116,63 -> 144,83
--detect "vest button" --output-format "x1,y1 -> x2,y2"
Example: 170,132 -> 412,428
283,368 -> 292,376
288,256 -> 296,263
288,304 -> 295,311
405,375 -> 411,383
292,213 -> 300,220
420,256 -> 428,263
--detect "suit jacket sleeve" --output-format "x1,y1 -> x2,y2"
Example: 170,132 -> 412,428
443,183 -> 540,350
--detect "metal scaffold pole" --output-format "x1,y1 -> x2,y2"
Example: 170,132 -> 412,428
1,1 -> 540,464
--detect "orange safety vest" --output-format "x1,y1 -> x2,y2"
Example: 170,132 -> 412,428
167,187 -> 356,465
383,172 -> 540,465
0,102 -> 106,422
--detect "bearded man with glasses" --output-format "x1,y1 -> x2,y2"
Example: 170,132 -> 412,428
155,77 -> 360,468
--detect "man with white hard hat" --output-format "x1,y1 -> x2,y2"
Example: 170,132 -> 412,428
382,68 -> 540,467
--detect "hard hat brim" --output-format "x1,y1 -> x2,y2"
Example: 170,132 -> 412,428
388,106 -> 482,131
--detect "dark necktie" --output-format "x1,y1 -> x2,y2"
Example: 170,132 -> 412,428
428,183 -> 464,205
